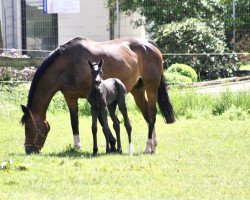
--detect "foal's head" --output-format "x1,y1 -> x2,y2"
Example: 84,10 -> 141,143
88,59 -> 104,86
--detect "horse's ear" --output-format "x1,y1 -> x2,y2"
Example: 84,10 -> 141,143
21,105 -> 29,114
88,59 -> 93,68
98,59 -> 104,67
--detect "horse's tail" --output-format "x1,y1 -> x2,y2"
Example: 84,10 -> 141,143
158,75 -> 175,124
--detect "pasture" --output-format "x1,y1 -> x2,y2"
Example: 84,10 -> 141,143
0,84 -> 249,199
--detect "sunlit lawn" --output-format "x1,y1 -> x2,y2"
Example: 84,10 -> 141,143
0,106 -> 249,199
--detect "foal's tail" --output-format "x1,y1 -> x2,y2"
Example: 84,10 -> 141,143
158,75 -> 175,124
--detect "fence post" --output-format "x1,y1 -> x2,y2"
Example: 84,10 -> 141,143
232,0 -> 236,52
116,0 -> 120,38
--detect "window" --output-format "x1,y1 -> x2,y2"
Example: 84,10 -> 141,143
21,0 -> 58,57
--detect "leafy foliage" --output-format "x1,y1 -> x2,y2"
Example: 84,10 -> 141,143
164,71 -> 192,86
108,0 -> 250,79
221,0 -> 250,51
166,63 -> 198,82
154,18 -> 237,80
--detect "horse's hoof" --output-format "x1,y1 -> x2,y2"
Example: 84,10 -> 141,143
144,148 -> 152,154
144,139 -> 153,154
150,150 -> 156,154
106,149 -> 111,154
118,149 -> 122,154
74,145 -> 81,150
111,146 -> 117,153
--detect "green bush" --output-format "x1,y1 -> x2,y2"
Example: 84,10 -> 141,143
239,63 -> 250,71
166,63 -> 198,82
153,18 -> 237,80
164,71 -> 192,86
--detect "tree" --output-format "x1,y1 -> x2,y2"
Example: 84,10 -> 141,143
221,0 -> 250,51
107,0 -> 244,79
154,18 -> 236,79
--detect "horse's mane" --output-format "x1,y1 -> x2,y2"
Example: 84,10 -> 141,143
21,47 -> 62,125
148,40 -> 158,47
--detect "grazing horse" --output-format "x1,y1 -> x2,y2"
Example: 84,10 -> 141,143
87,59 -> 133,156
20,37 -> 175,154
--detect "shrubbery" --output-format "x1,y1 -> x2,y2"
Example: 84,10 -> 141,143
164,71 -> 192,86
166,63 -> 198,82
153,18 -> 237,80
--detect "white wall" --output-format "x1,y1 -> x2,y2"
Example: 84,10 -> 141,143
0,0 -> 22,50
58,0 -> 147,44
119,12 -> 147,39
58,0 -> 110,44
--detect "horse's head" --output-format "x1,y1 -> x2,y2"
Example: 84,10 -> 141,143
21,105 -> 50,154
88,59 -> 103,85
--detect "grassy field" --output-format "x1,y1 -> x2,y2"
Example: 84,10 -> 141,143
0,85 -> 250,199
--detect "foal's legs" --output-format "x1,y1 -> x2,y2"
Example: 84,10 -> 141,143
108,101 -> 122,153
98,107 -> 112,154
91,107 -> 98,155
117,97 -> 133,155
65,97 -> 81,149
98,114 -> 117,152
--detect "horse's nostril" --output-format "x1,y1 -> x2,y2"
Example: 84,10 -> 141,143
25,146 -> 40,154
25,146 -> 33,154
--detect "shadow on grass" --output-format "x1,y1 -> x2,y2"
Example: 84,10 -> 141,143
10,147 -> 145,158
47,148 -> 105,159
46,148 -> 145,158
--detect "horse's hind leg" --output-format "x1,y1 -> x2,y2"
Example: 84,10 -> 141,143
98,114 -> 117,152
118,96 -> 133,155
131,85 -> 157,154
144,83 -> 159,154
108,102 -> 122,153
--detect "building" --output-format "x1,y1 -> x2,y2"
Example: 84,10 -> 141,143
0,0 -> 146,57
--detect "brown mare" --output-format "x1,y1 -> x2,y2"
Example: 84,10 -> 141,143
21,37 -> 175,154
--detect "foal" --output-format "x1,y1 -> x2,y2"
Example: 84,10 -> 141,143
87,59 -> 133,156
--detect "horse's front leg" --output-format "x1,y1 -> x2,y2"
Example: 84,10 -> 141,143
65,97 -> 81,149
99,107 -> 111,154
98,113 -> 117,153
108,102 -> 122,154
91,107 -> 98,156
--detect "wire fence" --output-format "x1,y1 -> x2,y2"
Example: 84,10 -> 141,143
0,0 -> 249,83
0,0 -> 249,55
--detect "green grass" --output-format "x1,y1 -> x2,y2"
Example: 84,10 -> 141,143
0,86 -> 250,199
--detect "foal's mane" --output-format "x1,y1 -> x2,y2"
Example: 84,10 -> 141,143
21,47 -> 62,125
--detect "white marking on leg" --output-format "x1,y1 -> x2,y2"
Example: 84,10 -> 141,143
73,135 -> 81,149
152,128 -> 158,147
129,143 -> 134,156
151,129 -> 158,154
144,139 -> 153,153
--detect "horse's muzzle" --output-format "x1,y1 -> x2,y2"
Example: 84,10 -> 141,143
25,146 -> 41,154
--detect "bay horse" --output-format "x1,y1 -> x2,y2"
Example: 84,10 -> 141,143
87,59 -> 133,156
20,37 -> 175,154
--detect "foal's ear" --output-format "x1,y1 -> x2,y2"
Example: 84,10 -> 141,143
88,59 -> 93,68
21,105 -> 29,114
98,59 -> 104,67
